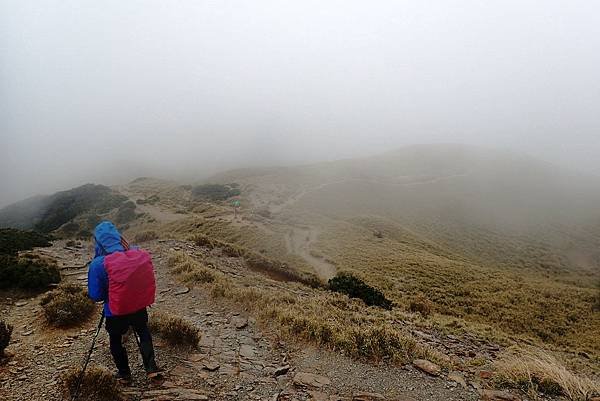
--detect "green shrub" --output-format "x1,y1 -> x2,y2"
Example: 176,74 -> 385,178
328,272 -> 392,310
0,320 -> 12,357
35,184 -> 127,232
0,228 -> 51,255
192,184 -> 240,201
40,283 -> 95,327
149,311 -> 201,347
0,254 -> 61,289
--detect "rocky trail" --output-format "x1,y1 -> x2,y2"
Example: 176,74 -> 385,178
1,239 -> 512,401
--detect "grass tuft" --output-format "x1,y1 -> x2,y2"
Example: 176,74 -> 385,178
408,294 -> 433,317
494,348 -> 600,400
62,365 -> 122,401
168,251 -> 217,284
133,230 -> 158,243
149,310 -> 201,347
40,283 -> 95,327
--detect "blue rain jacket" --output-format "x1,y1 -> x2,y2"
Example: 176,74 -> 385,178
87,221 -> 126,317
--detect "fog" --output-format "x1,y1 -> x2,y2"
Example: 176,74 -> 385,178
1,1 -> 599,207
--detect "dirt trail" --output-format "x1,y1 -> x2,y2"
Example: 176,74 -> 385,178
248,175 -> 470,281
119,188 -> 185,224
285,227 -> 336,281
0,240 -> 481,401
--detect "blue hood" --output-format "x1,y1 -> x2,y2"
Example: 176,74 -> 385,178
94,221 -> 124,257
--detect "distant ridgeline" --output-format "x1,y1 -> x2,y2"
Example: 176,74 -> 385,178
0,184 -> 133,237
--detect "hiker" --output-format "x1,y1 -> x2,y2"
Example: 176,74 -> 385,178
232,199 -> 241,219
88,221 -> 161,383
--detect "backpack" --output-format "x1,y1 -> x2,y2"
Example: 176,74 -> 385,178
104,249 -> 156,316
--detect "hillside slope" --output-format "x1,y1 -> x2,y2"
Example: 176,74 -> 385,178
210,144 -> 600,274
202,144 -> 600,355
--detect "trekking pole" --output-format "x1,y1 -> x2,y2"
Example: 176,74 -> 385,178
71,311 -> 105,401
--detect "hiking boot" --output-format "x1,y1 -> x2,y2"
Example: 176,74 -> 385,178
114,371 -> 132,385
146,367 -> 164,380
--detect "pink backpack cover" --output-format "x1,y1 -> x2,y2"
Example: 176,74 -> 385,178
104,249 -> 156,316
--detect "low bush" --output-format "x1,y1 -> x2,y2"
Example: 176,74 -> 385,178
328,272 -> 392,310
408,294 -> 433,317
35,184 -> 127,232
134,230 -> 158,243
0,320 -> 13,357
149,311 -> 201,347
0,254 -> 61,290
192,184 -> 240,201
62,365 -> 122,401
0,228 -> 51,255
40,283 -> 95,327
494,348 -> 600,400
115,201 -> 137,224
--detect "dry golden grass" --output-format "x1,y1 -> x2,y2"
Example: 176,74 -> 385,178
494,348 -> 600,400
165,215 -> 318,277
312,219 -> 600,356
166,207 -> 600,359
167,250 -> 217,284
133,230 -> 158,243
191,232 -> 321,286
62,365 -> 122,401
149,310 -> 201,347
168,251 -> 451,366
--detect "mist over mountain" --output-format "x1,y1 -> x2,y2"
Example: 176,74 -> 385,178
3,2 -> 600,399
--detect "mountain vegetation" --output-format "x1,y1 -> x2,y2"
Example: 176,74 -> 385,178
204,145 -> 600,355
191,183 -> 240,201
0,228 -> 59,290
0,184 -> 131,237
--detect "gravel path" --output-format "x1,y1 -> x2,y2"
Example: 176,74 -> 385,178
0,240 -> 491,401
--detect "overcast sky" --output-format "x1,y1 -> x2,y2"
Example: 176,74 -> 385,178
1,1 -> 599,206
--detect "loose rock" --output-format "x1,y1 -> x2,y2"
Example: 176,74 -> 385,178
293,372 -> 331,389
413,359 -> 440,376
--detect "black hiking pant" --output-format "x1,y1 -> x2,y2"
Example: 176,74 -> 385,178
105,308 -> 158,375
